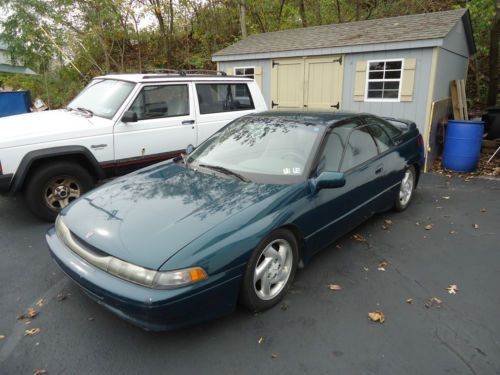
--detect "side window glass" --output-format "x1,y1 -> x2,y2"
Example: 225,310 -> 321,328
368,123 -> 393,152
196,83 -> 255,114
370,117 -> 402,139
130,84 -> 189,120
341,126 -> 378,172
317,123 -> 355,174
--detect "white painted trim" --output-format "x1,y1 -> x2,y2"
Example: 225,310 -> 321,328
233,66 -> 256,77
423,47 -> 440,172
364,58 -> 404,102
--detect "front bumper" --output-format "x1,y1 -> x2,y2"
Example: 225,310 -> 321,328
0,174 -> 13,193
46,227 -> 244,331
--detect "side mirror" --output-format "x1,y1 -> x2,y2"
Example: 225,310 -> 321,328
185,144 -> 195,154
312,171 -> 346,192
122,110 -> 138,123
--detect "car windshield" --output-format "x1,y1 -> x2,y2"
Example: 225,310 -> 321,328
187,116 -> 324,184
68,79 -> 135,119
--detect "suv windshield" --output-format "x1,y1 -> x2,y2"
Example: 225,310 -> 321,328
68,79 -> 135,119
187,116 -> 324,184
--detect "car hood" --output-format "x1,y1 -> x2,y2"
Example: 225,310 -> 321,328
0,109 -> 111,149
62,162 -> 288,270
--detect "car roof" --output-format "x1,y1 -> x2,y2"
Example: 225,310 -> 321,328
94,73 -> 254,84
248,110 -> 364,126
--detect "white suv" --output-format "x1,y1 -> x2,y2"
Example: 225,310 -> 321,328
0,71 -> 267,220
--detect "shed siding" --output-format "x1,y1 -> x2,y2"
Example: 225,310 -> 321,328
342,48 -> 433,134
219,59 -> 272,106
442,20 -> 470,57
432,47 -> 469,101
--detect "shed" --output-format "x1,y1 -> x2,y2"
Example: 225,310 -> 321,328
213,8 -> 475,163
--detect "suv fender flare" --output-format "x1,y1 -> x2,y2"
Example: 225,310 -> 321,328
11,146 -> 105,192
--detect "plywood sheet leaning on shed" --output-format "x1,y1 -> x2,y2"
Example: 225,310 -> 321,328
425,97 -> 451,172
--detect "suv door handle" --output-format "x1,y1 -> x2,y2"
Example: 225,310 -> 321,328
375,165 -> 384,174
182,120 -> 195,125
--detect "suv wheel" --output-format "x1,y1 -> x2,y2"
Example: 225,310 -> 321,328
25,161 -> 95,221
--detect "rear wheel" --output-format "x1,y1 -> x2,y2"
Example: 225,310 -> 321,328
394,165 -> 416,211
240,229 -> 298,312
25,161 -> 94,221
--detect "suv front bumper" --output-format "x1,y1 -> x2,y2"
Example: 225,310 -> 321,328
0,174 -> 13,193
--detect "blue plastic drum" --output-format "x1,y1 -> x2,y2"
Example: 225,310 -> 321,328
442,120 -> 484,172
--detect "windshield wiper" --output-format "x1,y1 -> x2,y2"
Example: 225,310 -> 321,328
76,107 -> 94,117
198,164 -> 250,182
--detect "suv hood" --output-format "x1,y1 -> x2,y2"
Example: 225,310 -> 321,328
0,110 -> 112,149
62,162 -> 287,270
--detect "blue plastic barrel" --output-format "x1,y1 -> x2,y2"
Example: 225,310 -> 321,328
442,120 -> 484,172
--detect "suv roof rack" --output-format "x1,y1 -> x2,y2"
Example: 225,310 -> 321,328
141,69 -> 228,79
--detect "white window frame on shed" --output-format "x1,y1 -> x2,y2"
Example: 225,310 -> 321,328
234,66 -> 255,78
364,58 -> 404,102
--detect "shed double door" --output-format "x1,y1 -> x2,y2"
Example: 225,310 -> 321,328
271,56 -> 343,111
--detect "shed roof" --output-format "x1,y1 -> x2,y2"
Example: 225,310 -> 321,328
213,9 -> 474,58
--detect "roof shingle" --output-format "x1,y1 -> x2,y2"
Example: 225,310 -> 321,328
214,9 -> 468,57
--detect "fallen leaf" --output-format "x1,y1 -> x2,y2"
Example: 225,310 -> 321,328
328,284 -> 342,291
424,224 -> 433,230
35,299 -> 45,307
480,208 -> 487,213
363,267 -> 369,272
425,297 -> 442,308
56,292 -> 70,302
368,310 -> 385,323
447,284 -> 458,295
406,298 -> 414,304
381,224 -> 388,230
88,317 -> 95,321
26,308 -> 38,319
473,224 -> 479,229
280,302 -> 288,311
415,221 -> 420,226
377,260 -> 388,271
271,352 -> 279,359
449,230 -> 457,234
0,335 -> 5,340
352,233 -> 367,242
442,196 -> 450,200
33,369 -> 47,375
335,244 -> 342,249
24,328 -> 40,337
384,219 -> 392,225
436,206 -> 443,209
258,337 -> 264,344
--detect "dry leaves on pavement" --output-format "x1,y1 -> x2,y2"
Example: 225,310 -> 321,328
473,224 -> 479,229
442,196 -> 450,200
35,299 -> 45,307
406,298 -> 414,304
17,307 -> 38,321
480,208 -> 487,213
449,230 -> 457,234
447,284 -> 458,295
377,260 -> 388,272
24,328 -> 40,337
424,224 -> 433,230
352,233 -> 367,242
271,353 -> 279,359
368,310 -> 385,323
0,334 -> 5,340
258,337 -> 264,344
33,369 -> 47,375
425,297 -> 443,308
328,284 -> 342,291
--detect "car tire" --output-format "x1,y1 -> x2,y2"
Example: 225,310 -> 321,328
240,228 -> 298,312
25,161 -> 95,221
394,165 -> 416,212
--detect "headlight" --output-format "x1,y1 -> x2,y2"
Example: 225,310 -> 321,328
55,215 -> 208,289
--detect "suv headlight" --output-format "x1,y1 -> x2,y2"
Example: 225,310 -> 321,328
55,215 -> 208,289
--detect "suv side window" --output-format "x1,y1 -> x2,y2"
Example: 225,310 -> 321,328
317,123 -> 355,173
341,126 -> 378,172
367,123 -> 393,152
130,84 -> 189,120
196,83 -> 255,114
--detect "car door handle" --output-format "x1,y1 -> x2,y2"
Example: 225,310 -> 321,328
182,120 -> 195,125
375,165 -> 384,174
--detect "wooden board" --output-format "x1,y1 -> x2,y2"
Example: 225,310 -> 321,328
424,97 -> 451,172
450,79 -> 468,120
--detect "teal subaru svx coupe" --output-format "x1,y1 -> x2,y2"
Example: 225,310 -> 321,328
46,111 -> 423,330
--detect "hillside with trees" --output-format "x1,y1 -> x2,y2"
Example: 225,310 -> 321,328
0,0 -> 498,108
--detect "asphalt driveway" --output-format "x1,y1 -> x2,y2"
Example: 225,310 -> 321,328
0,173 -> 499,375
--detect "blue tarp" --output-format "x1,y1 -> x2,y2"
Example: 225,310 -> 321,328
0,91 -> 31,117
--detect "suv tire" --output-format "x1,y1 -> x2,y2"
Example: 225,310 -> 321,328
25,161 -> 94,221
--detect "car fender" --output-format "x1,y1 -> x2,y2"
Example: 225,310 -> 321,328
11,145 -> 105,192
